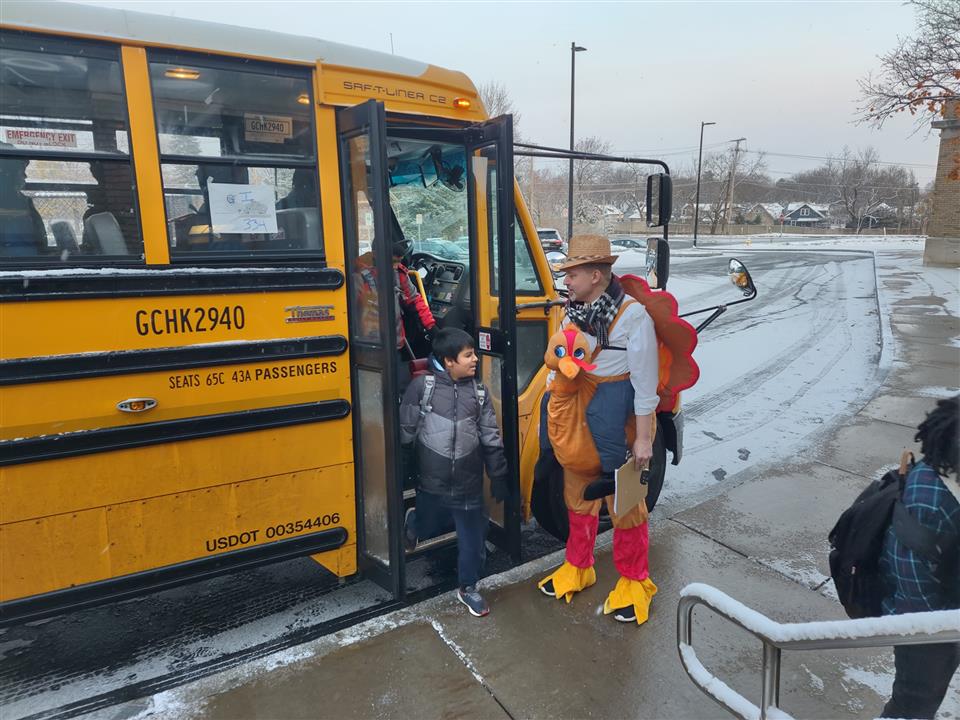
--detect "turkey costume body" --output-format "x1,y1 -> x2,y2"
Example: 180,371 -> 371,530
537,235 -> 699,625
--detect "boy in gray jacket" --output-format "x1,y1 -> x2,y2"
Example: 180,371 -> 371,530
400,328 -> 509,617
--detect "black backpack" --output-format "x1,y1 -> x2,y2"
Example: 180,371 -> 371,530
828,452 -> 957,618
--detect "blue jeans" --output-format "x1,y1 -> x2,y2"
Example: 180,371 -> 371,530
414,491 -> 488,588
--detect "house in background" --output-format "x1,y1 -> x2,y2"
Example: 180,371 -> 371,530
783,202 -> 829,228
599,204 -> 624,222
744,203 -> 784,224
678,202 -> 715,221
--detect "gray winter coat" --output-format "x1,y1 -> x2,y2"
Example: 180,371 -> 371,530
400,359 -> 508,506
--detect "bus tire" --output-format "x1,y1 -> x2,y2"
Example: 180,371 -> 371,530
532,420 -> 667,542
645,420 -> 667,513
531,448 -> 569,541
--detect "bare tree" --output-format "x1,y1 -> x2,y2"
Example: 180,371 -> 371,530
526,167 -> 567,227
857,0 -> 960,130
702,147 -> 767,233
571,136 -> 612,224
828,147 -> 919,232
605,164 -> 646,220
477,81 -> 522,138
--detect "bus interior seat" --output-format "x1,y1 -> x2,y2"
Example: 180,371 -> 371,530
51,221 -> 79,254
84,212 -> 127,255
276,207 -> 321,250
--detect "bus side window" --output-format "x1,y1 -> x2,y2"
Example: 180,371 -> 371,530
488,211 -> 544,296
148,53 -> 323,261
0,32 -> 143,263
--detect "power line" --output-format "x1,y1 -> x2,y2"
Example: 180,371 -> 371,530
549,143 -> 936,169
736,179 -> 921,192
740,148 -> 935,169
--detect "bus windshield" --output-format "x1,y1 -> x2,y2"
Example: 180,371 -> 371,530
387,138 -> 468,266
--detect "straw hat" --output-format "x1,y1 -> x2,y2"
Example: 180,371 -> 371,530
553,234 -> 617,271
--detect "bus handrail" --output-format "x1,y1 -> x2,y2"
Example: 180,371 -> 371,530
515,299 -> 565,315
676,582 -> 960,720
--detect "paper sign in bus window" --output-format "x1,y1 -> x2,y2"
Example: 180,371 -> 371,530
208,182 -> 278,234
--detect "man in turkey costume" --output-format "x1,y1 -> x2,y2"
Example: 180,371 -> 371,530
537,234 -> 698,625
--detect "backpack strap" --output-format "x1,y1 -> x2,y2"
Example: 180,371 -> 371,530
473,379 -> 487,421
590,299 -> 637,362
419,375 -> 436,417
892,500 -> 958,561
891,453 -> 957,562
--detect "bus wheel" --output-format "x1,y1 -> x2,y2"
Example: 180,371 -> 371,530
531,421 -> 668,542
645,421 -> 667,513
531,449 -> 568,541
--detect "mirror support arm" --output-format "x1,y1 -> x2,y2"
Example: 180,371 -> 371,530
694,306 -> 727,333
681,285 -> 758,333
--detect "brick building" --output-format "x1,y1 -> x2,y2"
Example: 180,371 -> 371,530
925,99 -> 960,266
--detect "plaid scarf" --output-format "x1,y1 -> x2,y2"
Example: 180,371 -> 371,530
565,275 -> 625,349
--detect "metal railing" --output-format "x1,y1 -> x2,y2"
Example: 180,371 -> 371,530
677,582 -> 960,720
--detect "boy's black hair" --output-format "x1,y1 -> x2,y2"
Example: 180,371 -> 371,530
915,395 -> 958,478
432,327 -> 474,364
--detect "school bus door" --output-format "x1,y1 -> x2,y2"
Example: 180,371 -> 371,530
337,100 -> 405,598
467,116 -> 523,563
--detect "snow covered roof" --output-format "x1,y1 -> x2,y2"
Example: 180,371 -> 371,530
784,202 -> 828,217
749,203 -> 785,218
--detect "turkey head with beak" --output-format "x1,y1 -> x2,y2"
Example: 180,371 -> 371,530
545,327 -> 596,379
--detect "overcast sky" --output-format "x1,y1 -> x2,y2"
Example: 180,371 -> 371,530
75,0 -> 940,186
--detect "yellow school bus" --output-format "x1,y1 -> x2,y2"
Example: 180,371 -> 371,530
0,1 -> 677,622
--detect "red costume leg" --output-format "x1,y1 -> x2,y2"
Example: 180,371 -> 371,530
604,498 -> 657,624
613,522 -> 649,580
538,469 -> 600,602
566,509 -> 599,568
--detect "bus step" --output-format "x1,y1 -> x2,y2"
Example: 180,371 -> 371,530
405,531 -> 457,556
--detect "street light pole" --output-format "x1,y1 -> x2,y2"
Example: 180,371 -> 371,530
568,42 -> 586,243
693,120 -> 715,248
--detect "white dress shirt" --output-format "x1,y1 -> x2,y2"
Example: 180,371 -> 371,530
553,299 -> 661,416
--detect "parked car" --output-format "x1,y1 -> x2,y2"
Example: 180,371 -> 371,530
537,227 -> 564,252
610,236 -> 644,252
412,238 -> 469,262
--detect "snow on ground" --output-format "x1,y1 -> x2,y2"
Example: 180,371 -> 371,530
618,247 -> 884,510
694,233 -> 926,253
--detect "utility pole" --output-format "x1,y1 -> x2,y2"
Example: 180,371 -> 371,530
721,137 -> 746,234
693,120 -> 715,247
568,42 -> 587,243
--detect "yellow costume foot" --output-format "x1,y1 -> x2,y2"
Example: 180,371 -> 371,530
538,561 -> 596,604
603,576 -> 658,625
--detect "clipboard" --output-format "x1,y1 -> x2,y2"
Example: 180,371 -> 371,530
614,457 -> 649,517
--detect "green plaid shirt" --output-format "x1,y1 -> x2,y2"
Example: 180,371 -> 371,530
880,461 -> 960,614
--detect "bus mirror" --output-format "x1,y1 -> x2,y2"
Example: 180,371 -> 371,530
645,237 -> 670,289
728,258 -> 755,296
645,173 -> 673,228
419,147 -> 440,188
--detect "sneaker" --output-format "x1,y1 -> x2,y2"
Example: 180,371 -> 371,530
457,586 -> 490,617
540,579 -> 556,597
403,508 -> 417,552
613,605 -> 636,623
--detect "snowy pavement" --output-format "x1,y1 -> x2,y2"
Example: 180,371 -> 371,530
4,238 -> 959,720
